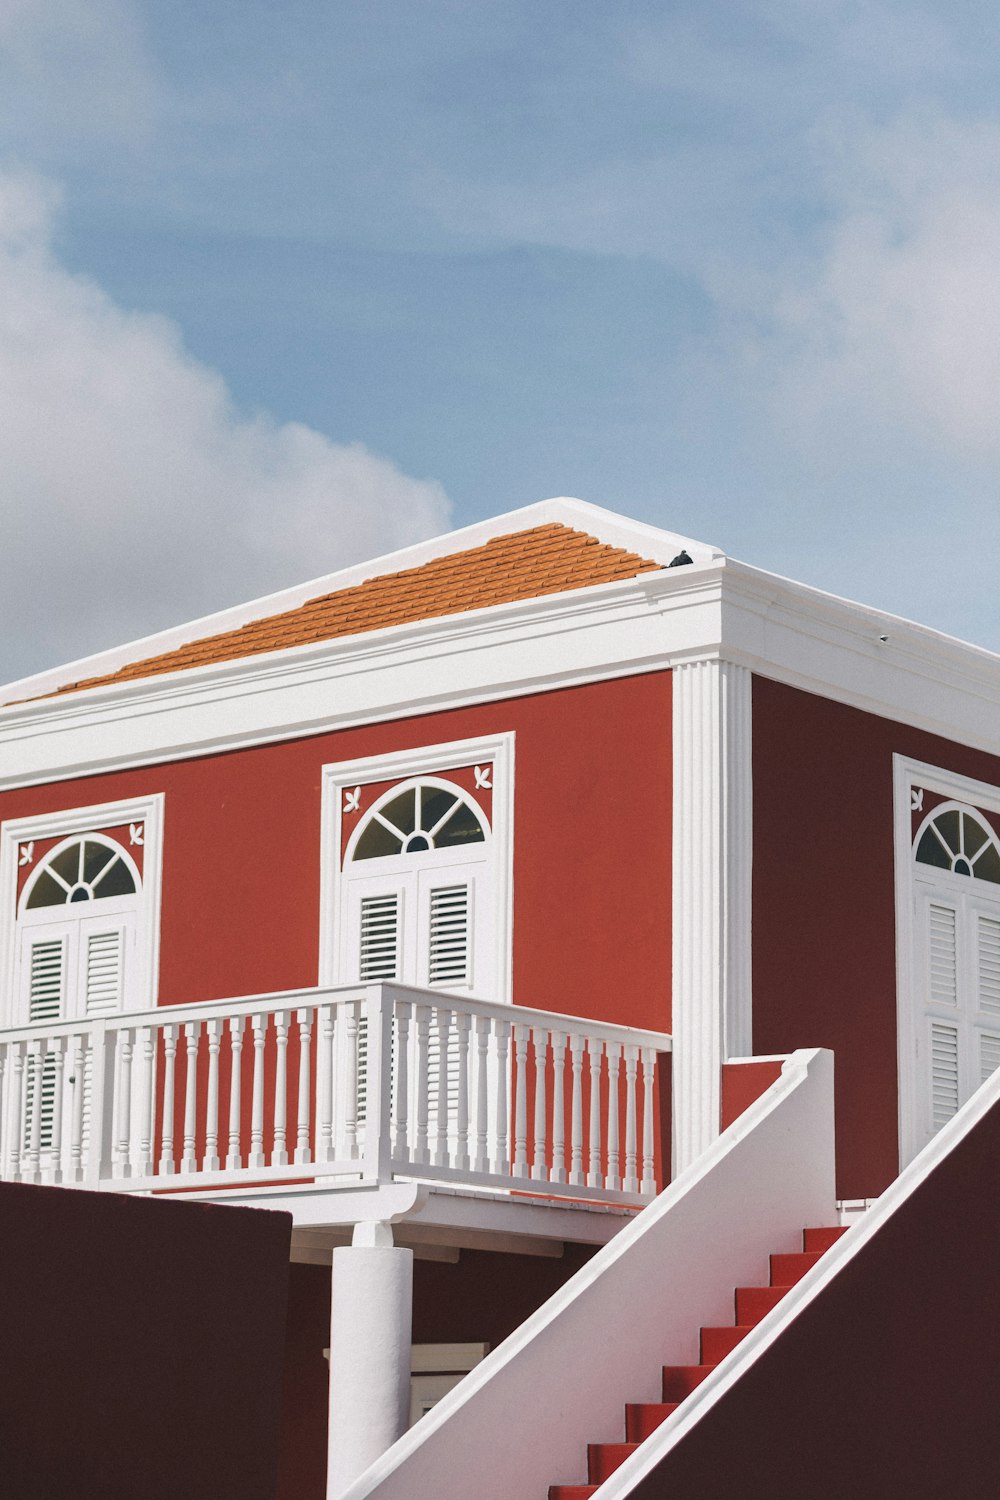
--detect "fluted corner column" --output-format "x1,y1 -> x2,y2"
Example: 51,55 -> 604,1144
671,658 -> 752,1175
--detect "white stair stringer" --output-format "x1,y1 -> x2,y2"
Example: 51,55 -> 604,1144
338,1047 -> 837,1500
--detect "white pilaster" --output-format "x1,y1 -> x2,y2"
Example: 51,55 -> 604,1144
327,1221 -> 413,1497
672,659 -> 752,1173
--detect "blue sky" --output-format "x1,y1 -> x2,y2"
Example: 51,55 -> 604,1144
2,1 -> 1000,679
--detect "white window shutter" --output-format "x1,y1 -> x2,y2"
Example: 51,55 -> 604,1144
978,915 -> 1000,1016
23,937 -> 67,1153
28,936 -> 67,1022
428,884 -> 471,987
928,904 -> 958,1007
979,1032 -> 1000,1086
930,1021 -> 960,1130
424,1028 -> 461,1146
84,928 -> 124,1016
23,1051 -> 58,1154
359,894 -> 400,981
354,894 -> 403,1125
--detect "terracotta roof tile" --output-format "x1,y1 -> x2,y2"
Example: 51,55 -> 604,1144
49,523 -> 661,697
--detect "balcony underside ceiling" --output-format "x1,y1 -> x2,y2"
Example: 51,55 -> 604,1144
174,1178 -> 636,1257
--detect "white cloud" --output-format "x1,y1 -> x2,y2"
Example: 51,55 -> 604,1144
0,168 -> 452,681
756,111 -> 1000,462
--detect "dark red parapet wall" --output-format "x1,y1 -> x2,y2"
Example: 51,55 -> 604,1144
0,1182 -> 291,1500
627,1089 -> 1000,1499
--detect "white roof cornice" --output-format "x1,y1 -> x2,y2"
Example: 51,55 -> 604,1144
0,550 -> 998,791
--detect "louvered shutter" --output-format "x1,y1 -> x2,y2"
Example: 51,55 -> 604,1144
84,928 -> 124,1015
354,894 -> 402,1125
359,894 -> 400,981
24,935 -> 67,1153
978,915 -> 1000,1017
78,929 -> 121,1155
78,919 -> 132,1150
924,901 -> 961,1133
428,884 -> 471,987
928,905 -> 958,1007
979,1032 -> 1000,1086
27,936 -> 67,1023
929,1021 -> 960,1130
425,1025 -> 461,1133
424,884 -> 472,1134
974,915 -> 1000,1090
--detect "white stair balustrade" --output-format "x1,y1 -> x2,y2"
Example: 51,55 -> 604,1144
0,982 -> 671,1207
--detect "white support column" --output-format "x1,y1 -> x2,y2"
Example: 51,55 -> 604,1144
672,657 -> 752,1174
327,1220 -> 413,1498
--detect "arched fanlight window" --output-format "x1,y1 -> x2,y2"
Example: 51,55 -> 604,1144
914,804 -> 1000,884
23,836 -> 139,911
351,781 -> 487,862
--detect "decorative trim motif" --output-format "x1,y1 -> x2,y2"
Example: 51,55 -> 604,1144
672,660 -> 753,1173
318,734 -> 515,1003
0,792 -> 164,1027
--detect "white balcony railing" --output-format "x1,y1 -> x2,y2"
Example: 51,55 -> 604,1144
0,984 -> 671,1207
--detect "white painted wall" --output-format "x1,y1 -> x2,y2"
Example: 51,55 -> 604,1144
339,1048 -> 836,1500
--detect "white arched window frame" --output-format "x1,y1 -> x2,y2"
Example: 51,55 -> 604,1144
342,776 -> 493,997
319,734 -> 514,1002
0,793 -> 164,1028
20,831 -> 143,911
894,759 -> 1000,1167
16,833 -> 144,1027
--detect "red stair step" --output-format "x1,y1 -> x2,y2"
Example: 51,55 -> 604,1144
662,1364 -> 715,1401
803,1225 -> 848,1253
700,1323 -> 753,1363
736,1282 -> 789,1325
549,1227 -> 851,1500
770,1249 -> 822,1286
625,1402 -> 680,1442
588,1443 -> 638,1483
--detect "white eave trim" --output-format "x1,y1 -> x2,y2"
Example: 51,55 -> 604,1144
718,559 -> 1000,749
0,556 -> 998,790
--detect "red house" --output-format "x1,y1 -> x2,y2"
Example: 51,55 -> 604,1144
2,497 -> 998,1498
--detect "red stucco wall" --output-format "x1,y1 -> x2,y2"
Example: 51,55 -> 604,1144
0,673 -> 672,1031
752,675 -> 1000,1199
